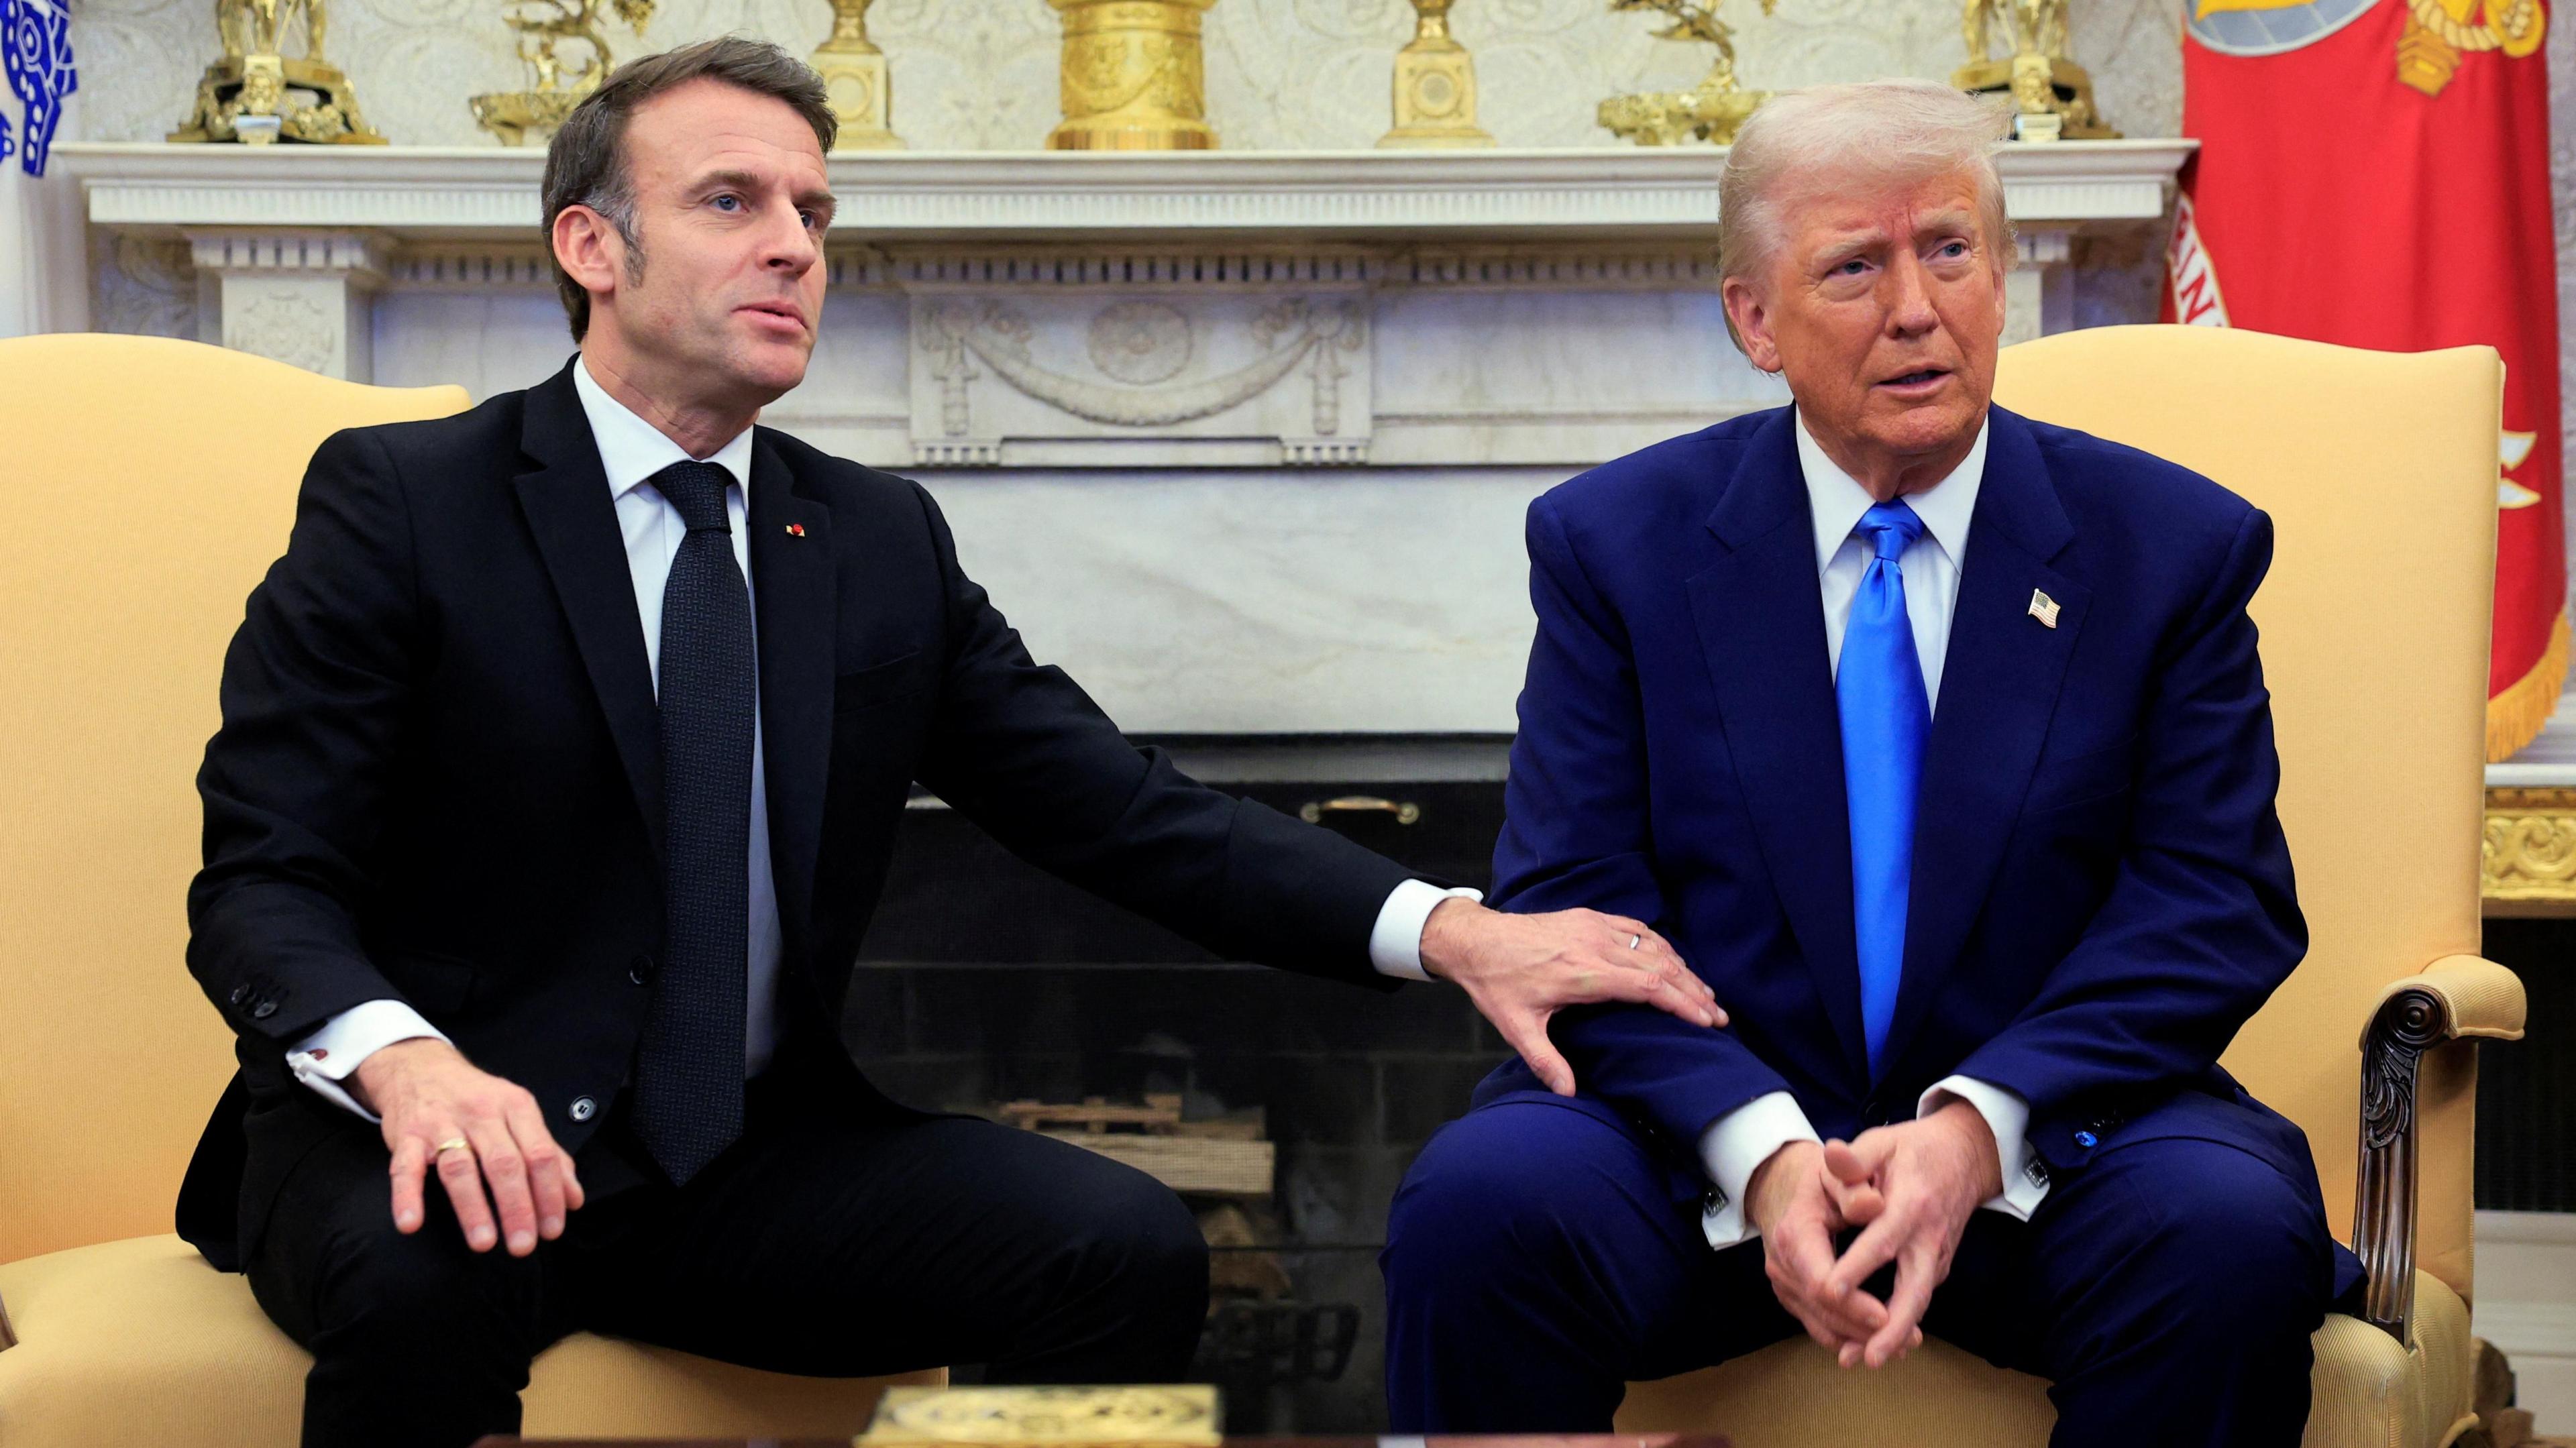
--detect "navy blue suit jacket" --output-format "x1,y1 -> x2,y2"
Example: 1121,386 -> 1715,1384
1478,402 -> 2325,1198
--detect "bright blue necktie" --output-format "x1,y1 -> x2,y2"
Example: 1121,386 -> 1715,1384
1838,500 -> 1931,1076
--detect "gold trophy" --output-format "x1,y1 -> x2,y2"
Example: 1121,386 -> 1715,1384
470,0 -> 654,147
1953,0 -> 2118,140
1597,0 -> 1776,147
1046,0 -> 1220,151
1379,0 -> 1495,148
169,0 -> 387,144
814,0 -> 902,150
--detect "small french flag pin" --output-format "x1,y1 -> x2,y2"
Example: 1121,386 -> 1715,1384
785,523 -> 806,537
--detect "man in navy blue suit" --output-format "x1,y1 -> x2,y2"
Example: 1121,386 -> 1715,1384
1383,78 -> 2362,1446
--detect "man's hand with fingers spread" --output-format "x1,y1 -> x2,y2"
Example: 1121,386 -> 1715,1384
1817,1099 -> 2002,1369
1416,898 -> 1724,1096
354,1038 -> 586,1257
1748,1139 -> 1894,1355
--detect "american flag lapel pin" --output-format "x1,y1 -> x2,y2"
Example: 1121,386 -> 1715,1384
2028,589 -> 2061,628
785,522 -> 806,537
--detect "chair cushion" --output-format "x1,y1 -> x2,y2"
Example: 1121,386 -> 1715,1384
0,1234 -> 941,1447
1613,1274 -> 2476,1448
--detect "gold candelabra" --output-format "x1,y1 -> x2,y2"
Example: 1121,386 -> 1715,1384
1952,0 -> 2118,140
470,0 -> 654,147
1047,0 -> 1220,150
1379,0 -> 1495,148
169,0 -> 386,144
1597,0 -> 1777,147
814,0 -> 902,149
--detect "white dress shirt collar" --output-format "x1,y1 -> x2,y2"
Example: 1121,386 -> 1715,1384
571,352 -> 757,497
1794,406 -> 1990,575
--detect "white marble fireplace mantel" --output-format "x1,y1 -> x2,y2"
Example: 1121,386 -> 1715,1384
58,140 -> 2190,732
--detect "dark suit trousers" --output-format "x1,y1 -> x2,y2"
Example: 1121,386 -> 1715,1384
1381,1096 -> 2345,1446
245,1082 -> 1209,1448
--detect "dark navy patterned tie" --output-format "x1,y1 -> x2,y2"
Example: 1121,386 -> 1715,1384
633,460 -> 752,1185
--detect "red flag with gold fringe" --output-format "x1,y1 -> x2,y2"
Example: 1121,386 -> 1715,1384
2171,0 -> 2564,760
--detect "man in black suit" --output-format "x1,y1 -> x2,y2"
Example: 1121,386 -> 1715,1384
179,37 -> 1724,1448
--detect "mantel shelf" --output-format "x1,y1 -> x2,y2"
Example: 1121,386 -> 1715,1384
58,139 -> 2194,244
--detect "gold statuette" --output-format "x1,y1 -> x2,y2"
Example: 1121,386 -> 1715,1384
1597,0 -> 1776,147
1047,0 -> 1220,151
1379,0 -> 1496,148
814,0 -> 902,149
861,1386 -> 1223,1448
168,0 -> 386,145
1953,0 -> 2119,140
470,0 -> 654,147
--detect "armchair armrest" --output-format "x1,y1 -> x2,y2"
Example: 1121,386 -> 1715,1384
2353,954 -> 2528,1344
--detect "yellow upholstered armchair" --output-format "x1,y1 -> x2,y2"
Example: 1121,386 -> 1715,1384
0,335 -> 939,1445
1617,326 -> 2528,1448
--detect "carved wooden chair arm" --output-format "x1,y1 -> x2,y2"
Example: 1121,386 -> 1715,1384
2353,953 -> 2528,1344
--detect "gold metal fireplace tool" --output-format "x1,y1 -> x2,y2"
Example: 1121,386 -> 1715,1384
170,0 -> 386,145
1597,0 -> 1778,147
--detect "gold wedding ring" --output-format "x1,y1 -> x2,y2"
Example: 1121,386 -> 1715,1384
433,1137 -> 470,1156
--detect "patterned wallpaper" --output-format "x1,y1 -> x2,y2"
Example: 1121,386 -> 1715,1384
68,0 -> 2185,151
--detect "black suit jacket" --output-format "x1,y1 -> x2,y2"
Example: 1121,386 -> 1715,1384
178,358 -> 1417,1269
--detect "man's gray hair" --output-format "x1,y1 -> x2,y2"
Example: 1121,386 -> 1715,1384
1717,79 -> 2015,346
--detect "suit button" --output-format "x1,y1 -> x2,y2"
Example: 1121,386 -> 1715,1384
628,954 -> 658,985
2074,1129 -> 2098,1150
251,1000 -> 277,1020
227,984 -> 249,1006
568,1097 -> 597,1123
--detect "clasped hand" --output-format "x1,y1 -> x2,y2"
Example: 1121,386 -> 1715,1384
1747,1099 -> 2002,1369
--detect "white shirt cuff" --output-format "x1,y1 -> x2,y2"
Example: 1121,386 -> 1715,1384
1694,1091 -> 1822,1248
286,999 -> 449,1123
1919,1074 -> 2049,1219
1368,879 -> 1484,982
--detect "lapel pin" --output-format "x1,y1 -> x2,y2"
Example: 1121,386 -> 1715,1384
785,523 -> 806,537
2028,589 -> 2061,628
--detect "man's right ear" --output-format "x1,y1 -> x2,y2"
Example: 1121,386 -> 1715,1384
1721,276 -> 1784,375
551,205 -> 620,305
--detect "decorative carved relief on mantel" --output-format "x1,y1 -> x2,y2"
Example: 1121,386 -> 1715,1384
225,288 -> 338,372
910,292 -> 1373,468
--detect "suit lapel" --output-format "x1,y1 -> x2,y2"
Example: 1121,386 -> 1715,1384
1880,407 -> 2089,1076
513,360 -> 665,863
746,431 -> 834,954
1686,410 -> 1871,1085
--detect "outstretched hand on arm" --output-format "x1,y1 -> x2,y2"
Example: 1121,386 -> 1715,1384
1417,897 -> 1723,1095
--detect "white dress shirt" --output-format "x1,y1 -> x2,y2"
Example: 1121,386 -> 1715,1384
288,354 -> 1466,1119
1693,408 -> 2049,1247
